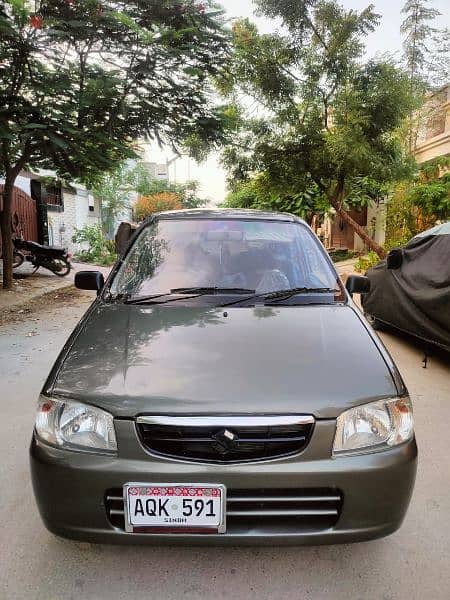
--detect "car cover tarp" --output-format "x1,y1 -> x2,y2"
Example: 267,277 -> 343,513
362,233 -> 450,351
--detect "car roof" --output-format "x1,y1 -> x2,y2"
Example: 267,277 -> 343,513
149,208 -> 306,224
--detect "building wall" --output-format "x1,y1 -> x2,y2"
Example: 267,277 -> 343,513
3,175 -> 32,196
320,202 -> 386,252
142,161 -> 168,180
48,188 -> 102,252
353,202 -> 386,252
326,207 -> 367,251
108,192 -> 135,239
414,84 -> 450,164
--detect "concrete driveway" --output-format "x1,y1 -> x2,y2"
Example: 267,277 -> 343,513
0,290 -> 449,600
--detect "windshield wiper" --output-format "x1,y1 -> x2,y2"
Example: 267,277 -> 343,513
124,292 -> 198,305
124,287 -> 255,305
170,287 -> 255,294
220,287 -> 337,308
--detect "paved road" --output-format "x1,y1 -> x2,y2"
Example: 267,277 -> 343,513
1,291 -> 449,600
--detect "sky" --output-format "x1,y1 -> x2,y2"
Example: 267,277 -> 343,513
147,0 -> 450,205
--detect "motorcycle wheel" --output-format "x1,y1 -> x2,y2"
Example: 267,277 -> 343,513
13,251 -> 25,268
53,258 -> 72,277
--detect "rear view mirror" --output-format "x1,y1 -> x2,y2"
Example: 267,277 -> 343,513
387,248 -> 403,270
345,275 -> 370,297
75,271 -> 105,294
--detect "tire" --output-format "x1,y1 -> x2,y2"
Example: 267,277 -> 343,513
364,313 -> 383,330
13,251 -> 25,269
52,258 -> 71,277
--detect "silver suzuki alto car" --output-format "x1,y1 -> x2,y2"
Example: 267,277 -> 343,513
30,209 -> 417,544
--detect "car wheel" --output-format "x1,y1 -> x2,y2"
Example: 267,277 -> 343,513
365,313 -> 383,330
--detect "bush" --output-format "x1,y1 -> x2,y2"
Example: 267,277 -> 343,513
406,172 -> 450,220
354,251 -> 381,274
329,249 -> 357,263
134,192 -> 182,220
72,225 -> 117,266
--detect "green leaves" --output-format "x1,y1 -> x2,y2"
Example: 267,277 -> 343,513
91,159 -> 207,235
72,224 -> 117,265
255,0 -> 317,33
222,173 -> 325,222
218,0 -> 415,256
0,0 -> 230,187
401,0 -> 441,79
407,172 -> 450,219
6,0 -> 29,23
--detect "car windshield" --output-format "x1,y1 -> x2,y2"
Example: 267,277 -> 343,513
109,218 -> 339,300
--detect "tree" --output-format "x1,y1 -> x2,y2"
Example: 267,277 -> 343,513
217,1 -> 415,257
385,156 -> 450,248
131,162 -> 207,209
0,0 -> 228,288
406,157 -> 450,221
400,1 -> 442,150
428,28 -> 450,87
407,173 -> 450,220
400,0 -> 441,83
91,162 -> 135,237
223,174 -> 327,224
92,160 -> 207,236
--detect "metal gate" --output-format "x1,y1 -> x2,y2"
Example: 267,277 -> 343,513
0,184 -> 39,254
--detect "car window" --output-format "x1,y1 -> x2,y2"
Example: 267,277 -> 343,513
109,218 -> 338,297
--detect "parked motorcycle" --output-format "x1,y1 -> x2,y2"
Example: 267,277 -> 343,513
13,238 -> 72,277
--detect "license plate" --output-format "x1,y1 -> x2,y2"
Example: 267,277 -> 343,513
124,483 -> 226,534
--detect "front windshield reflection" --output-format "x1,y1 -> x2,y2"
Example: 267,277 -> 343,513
110,219 -> 338,298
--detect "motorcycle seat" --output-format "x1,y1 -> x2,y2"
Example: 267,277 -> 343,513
17,240 -> 67,254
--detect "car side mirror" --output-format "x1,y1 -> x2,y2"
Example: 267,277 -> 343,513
345,274 -> 370,297
75,271 -> 105,294
387,248 -> 403,270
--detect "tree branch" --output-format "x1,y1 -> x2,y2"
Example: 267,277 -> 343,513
305,15 -> 329,52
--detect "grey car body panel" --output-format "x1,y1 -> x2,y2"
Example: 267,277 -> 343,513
46,303 -> 398,419
33,209 -> 416,545
30,429 -> 417,545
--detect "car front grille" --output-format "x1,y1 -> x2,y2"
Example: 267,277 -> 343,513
226,488 -> 342,533
135,415 -> 315,463
105,487 -> 342,534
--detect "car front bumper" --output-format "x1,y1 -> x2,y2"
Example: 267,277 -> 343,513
30,419 -> 417,545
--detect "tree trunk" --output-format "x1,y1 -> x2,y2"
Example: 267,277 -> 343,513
329,183 -> 386,259
0,176 -> 15,290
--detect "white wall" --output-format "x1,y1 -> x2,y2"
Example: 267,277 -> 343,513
353,202 -> 387,252
48,189 -> 102,252
0,175 -> 32,196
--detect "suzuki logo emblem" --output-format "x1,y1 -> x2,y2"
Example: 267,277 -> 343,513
212,428 -> 238,455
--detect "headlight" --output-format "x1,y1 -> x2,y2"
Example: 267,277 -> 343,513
333,397 -> 413,457
35,396 -> 117,454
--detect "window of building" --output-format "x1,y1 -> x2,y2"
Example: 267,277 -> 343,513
46,184 -> 63,211
426,110 -> 446,139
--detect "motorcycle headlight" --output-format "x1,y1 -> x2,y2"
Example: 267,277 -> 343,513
333,397 -> 414,457
35,396 -> 117,454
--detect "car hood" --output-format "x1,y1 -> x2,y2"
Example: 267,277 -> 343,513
49,304 -> 398,419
